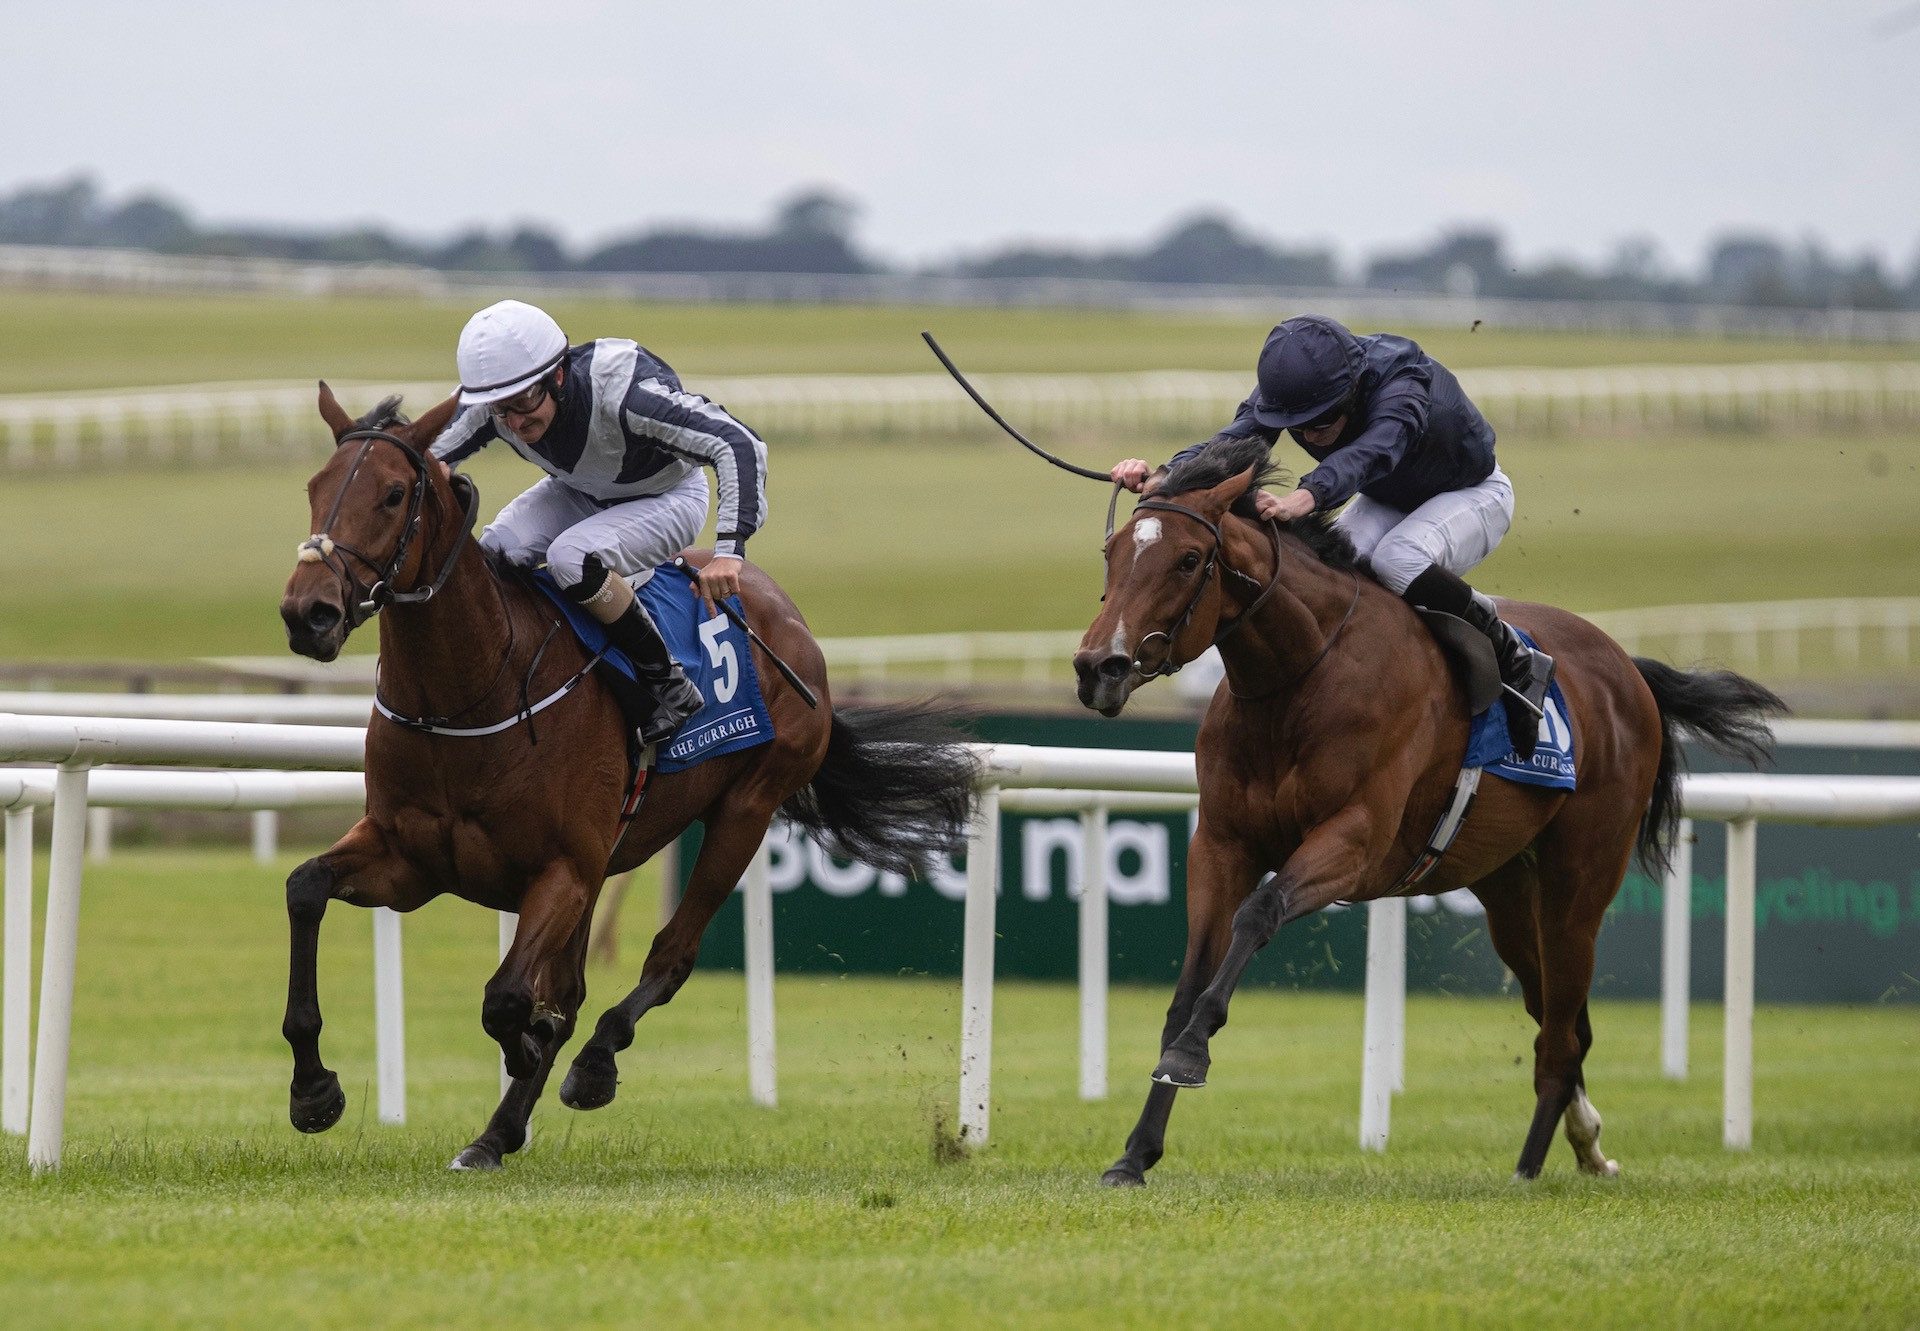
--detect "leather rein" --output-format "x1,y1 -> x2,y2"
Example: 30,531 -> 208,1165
298,426 -> 593,740
1117,496 -> 1360,698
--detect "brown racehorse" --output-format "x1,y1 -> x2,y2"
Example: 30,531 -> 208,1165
279,387 -> 977,1170
1073,437 -> 1783,1185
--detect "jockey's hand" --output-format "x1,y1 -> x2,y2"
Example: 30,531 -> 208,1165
694,555 -> 744,614
1111,458 -> 1153,493
1254,488 -> 1317,522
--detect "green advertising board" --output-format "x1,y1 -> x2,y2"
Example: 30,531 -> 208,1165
684,711 -> 1920,1003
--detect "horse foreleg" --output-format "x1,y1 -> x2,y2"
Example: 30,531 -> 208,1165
486,859 -> 594,1080
1102,911 -> 1234,1186
282,818 -> 425,1133
1155,808 -> 1373,1089
451,915 -> 591,1172
562,800 -> 775,1112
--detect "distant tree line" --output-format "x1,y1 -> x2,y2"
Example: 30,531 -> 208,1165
4,175 -> 1918,311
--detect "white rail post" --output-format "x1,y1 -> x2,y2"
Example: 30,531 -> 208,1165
958,786 -> 1000,1145
3,806 -> 31,1135
497,911 -> 516,1101
86,806 -> 112,863
371,907 -> 405,1125
1661,819 -> 1694,1080
27,762 -> 90,1172
251,810 -> 279,865
1078,801 -> 1108,1102
743,834 -> 777,1108
1723,818 -> 1757,1150
1358,896 -> 1399,1151
1387,893 -> 1406,1094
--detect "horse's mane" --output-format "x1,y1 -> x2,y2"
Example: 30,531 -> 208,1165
1157,435 -> 1359,572
355,395 -> 409,430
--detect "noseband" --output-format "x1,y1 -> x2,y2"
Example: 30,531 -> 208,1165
1117,498 -> 1285,680
296,427 -> 479,625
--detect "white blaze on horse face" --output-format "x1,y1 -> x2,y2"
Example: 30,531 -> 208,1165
1108,617 -> 1129,660
1133,517 -> 1162,551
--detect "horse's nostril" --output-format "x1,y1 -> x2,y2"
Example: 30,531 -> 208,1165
306,602 -> 343,634
1097,654 -> 1132,682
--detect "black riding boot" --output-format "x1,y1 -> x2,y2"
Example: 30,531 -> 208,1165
1403,566 -> 1555,760
602,601 -> 705,745
565,561 -> 704,745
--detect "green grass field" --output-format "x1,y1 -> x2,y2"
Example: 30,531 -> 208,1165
6,289 -> 1920,393
0,428 -> 1913,660
0,851 -> 1914,1328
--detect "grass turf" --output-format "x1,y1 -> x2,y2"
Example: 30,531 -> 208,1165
0,427 -> 1913,660
5,289 -> 1919,393
0,850 -> 1914,1328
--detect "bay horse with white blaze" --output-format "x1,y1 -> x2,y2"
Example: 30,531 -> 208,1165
279,387 -> 977,1170
1074,437 -> 1782,1185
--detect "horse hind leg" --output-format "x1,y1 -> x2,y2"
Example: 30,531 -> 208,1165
1512,824 -> 1631,1181
1562,1006 -> 1619,1176
561,795 -> 779,1112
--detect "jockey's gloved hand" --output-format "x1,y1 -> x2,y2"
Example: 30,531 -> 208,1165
1110,458 -> 1153,492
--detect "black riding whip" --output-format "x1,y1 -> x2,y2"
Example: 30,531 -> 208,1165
921,332 -> 1114,482
672,557 -> 820,709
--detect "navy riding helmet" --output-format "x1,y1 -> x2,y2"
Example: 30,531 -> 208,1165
1249,315 -> 1367,430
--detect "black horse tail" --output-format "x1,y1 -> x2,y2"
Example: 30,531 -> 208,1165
1633,657 -> 1788,877
779,703 -> 980,878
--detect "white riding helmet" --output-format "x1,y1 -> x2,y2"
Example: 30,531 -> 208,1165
456,300 -> 569,406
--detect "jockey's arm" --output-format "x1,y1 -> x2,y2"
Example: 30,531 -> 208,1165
621,379 -> 768,611
429,398 -> 498,465
1296,374 -> 1429,512
1113,391 -> 1277,493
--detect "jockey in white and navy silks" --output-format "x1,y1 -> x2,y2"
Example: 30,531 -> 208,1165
432,299 -> 769,744
1112,314 -> 1554,757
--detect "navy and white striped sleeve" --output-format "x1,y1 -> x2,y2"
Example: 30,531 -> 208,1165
429,406 -> 499,465
622,380 -> 769,558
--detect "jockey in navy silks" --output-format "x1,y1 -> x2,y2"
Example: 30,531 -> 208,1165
432,299 -> 769,744
1112,314 -> 1555,757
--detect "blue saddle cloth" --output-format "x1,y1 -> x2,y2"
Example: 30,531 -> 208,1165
530,563 -> 774,775
1463,629 -> 1576,790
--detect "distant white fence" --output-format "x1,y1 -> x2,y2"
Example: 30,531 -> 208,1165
6,361 -> 1920,469
11,243 -> 1920,342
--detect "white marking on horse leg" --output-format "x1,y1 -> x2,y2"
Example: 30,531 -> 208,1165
1564,1086 -> 1620,1177
1132,516 -> 1162,550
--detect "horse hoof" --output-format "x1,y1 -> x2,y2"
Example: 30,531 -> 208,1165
1580,1157 -> 1621,1178
559,1049 -> 618,1111
1100,1165 -> 1147,1188
1150,1046 -> 1209,1088
448,1144 -> 502,1172
288,1071 -> 346,1134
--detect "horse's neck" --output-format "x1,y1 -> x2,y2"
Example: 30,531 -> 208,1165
374,535 -> 522,718
1215,522 -> 1358,701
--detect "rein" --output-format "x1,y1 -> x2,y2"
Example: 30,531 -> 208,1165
1123,499 -> 1359,696
297,427 -> 479,623
298,425 -> 586,741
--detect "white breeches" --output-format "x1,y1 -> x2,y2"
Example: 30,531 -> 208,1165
479,470 -> 710,589
1332,466 -> 1515,595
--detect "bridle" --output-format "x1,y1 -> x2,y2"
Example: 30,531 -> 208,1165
296,427 -> 480,626
1114,497 -> 1360,695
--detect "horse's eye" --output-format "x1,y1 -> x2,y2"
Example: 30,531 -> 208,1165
1178,550 -> 1202,573
383,483 -> 406,508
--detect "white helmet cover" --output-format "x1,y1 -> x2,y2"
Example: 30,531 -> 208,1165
456,300 -> 569,406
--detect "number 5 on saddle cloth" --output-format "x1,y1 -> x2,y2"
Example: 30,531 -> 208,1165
531,563 -> 774,775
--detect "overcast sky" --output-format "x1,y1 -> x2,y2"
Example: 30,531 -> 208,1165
7,1 -> 1918,273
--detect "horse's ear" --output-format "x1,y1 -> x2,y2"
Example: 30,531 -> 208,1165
317,381 -> 355,442
1195,464 -> 1258,515
405,392 -> 462,448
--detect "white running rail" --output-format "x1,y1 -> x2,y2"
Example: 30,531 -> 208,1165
2,713 -> 1915,1171
6,362 -> 1920,468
